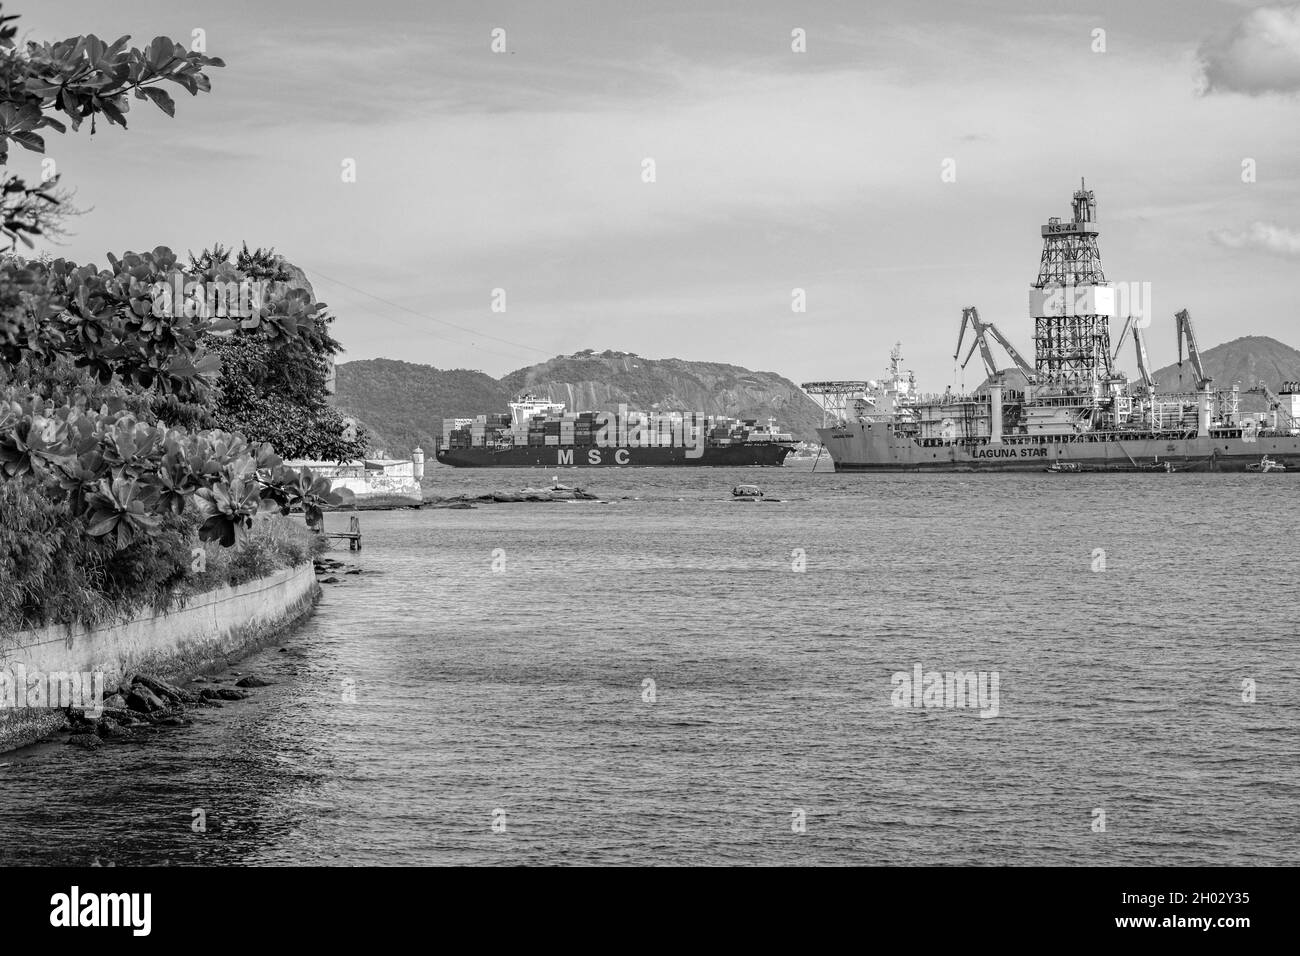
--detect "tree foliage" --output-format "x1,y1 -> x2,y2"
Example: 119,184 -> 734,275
0,4 -> 350,564
188,243 -> 368,461
0,4 -> 224,247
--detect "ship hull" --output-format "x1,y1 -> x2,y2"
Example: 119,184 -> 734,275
436,443 -> 793,468
817,423 -> 1300,472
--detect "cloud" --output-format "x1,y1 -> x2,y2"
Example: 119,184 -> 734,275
1198,4 -> 1300,95
1209,221 -> 1300,256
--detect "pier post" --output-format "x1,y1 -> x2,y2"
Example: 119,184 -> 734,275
349,514 -> 361,551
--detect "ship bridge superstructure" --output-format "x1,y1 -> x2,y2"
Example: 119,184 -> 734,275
803,344 -> 916,425
509,394 -> 566,432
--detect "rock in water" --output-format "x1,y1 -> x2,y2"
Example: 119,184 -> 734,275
200,687 -> 251,701
235,676 -> 273,688
95,717 -> 134,740
126,686 -> 166,713
133,674 -> 187,702
67,733 -> 103,750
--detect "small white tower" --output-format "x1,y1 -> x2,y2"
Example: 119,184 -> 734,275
412,447 -> 425,480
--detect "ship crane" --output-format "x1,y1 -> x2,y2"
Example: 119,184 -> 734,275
1243,382 -> 1295,430
1112,315 -> 1154,394
1174,309 -> 1212,390
954,306 -> 1037,383
802,380 -> 872,426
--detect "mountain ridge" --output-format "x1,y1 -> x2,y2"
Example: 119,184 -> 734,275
981,335 -> 1299,413
1149,335 -> 1300,405
333,350 -> 825,455
334,336 -> 1300,456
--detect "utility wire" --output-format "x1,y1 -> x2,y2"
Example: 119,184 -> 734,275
309,278 -> 530,366
302,266 -> 552,361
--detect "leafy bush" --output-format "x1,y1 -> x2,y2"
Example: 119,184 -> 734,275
0,477 -> 110,631
189,514 -> 317,591
1,8 -> 350,555
193,243 -> 368,462
2,479 -> 316,632
0,5 -> 347,634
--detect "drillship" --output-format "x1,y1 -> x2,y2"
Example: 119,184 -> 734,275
436,396 -> 795,467
805,180 -> 1300,472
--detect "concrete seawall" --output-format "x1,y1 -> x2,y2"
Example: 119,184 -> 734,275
0,563 -> 320,753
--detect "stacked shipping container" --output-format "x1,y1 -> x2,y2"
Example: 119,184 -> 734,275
439,407 -> 793,450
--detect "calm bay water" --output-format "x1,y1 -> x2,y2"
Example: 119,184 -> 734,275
2,465 -> 1298,865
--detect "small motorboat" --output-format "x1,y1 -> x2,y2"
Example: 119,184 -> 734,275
1045,462 -> 1082,473
1246,455 -> 1286,473
731,483 -> 780,502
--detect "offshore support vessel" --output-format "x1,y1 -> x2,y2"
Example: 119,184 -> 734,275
436,397 -> 795,468
804,181 -> 1300,472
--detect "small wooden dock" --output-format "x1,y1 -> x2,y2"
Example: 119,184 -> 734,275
322,515 -> 362,550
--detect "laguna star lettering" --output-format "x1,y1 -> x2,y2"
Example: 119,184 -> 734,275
971,446 -> 1048,459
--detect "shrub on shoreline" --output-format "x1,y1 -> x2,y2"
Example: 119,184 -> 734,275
1,479 -> 317,634
0,7 -> 347,637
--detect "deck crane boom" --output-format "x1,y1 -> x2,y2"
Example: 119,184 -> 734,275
954,307 -> 1036,383
1174,309 -> 1211,390
1112,315 -> 1154,392
1112,315 -> 1132,364
1243,382 -> 1295,429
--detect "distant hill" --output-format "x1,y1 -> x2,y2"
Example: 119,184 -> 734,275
974,335 -> 1300,413
332,359 -> 508,456
500,350 -> 824,440
333,350 -> 824,456
1150,335 -> 1300,410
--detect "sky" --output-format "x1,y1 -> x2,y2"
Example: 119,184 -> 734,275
14,0 -> 1300,390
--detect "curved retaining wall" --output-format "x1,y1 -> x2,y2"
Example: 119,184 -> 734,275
0,563 -> 320,753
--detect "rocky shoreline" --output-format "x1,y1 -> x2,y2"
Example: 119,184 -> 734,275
0,564 -> 319,754
61,672 -> 272,751
425,488 -> 600,506
313,554 -> 373,584
59,557 -> 357,746
318,486 -> 604,512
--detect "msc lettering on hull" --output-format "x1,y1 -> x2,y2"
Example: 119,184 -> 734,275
561,449 -> 632,465
971,446 -> 1048,459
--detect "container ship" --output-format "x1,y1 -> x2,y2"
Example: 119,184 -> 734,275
804,180 -> 1300,472
436,397 -> 795,468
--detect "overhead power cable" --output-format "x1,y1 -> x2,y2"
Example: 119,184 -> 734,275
302,266 -> 552,362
